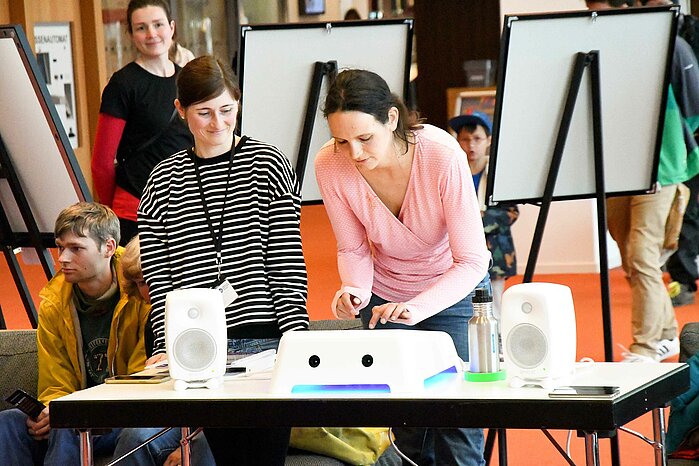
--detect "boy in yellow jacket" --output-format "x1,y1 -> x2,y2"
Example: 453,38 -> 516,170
0,202 -> 149,464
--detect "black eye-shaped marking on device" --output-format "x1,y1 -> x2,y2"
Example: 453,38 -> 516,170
362,354 -> 373,367
309,355 -> 321,368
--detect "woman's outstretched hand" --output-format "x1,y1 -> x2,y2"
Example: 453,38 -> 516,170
368,302 -> 411,329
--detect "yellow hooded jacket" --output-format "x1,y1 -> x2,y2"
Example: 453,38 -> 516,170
36,247 -> 150,405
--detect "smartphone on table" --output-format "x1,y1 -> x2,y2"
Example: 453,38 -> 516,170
548,385 -> 620,398
104,374 -> 171,384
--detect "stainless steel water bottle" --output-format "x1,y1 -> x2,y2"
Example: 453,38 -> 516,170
468,288 -> 500,373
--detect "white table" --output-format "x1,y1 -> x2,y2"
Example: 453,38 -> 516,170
50,362 -> 689,466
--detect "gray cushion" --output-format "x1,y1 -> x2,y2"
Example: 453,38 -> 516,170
285,451 -> 348,465
0,329 -> 38,411
669,460 -> 699,466
680,323 -> 699,362
309,319 -> 362,331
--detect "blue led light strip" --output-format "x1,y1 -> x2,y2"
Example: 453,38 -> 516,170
424,366 -> 458,389
289,366 -> 458,394
291,384 -> 391,394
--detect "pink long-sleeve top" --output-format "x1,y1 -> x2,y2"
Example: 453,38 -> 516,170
314,123 -> 491,324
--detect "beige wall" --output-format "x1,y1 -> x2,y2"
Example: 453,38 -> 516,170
0,1 -> 9,22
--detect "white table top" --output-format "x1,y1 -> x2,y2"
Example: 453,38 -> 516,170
50,362 -> 688,431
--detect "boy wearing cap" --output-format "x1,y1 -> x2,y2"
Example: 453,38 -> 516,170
449,111 -> 519,317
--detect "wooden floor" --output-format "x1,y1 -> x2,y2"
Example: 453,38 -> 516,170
2,203 -> 698,465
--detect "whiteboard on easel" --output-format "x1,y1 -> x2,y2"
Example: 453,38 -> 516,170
0,25 -> 90,242
487,7 -> 677,204
238,20 -> 413,202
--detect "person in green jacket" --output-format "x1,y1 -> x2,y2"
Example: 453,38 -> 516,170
0,202 -> 150,465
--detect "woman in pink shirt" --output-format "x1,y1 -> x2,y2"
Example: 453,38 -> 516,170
314,69 -> 491,466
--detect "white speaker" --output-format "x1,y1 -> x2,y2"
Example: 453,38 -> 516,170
501,283 -> 576,387
165,288 -> 227,390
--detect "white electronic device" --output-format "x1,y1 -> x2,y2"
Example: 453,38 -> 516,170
165,288 -> 227,390
501,283 -> 576,389
270,330 -> 462,394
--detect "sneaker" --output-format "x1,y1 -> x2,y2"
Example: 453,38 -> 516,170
656,337 -> 680,361
617,339 -> 679,362
617,343 -> 658,362
619,349 -> 658,363
669,281 -> 696,307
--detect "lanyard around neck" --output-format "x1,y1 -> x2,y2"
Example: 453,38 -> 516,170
191,143 -> 236,280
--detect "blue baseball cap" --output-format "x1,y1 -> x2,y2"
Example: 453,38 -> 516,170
448,111 -> 493,134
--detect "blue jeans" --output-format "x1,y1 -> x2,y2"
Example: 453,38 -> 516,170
114,427 -> 214,465
359,275 -> 490,466
227,337 -> 280,355
0,408 -> 120,466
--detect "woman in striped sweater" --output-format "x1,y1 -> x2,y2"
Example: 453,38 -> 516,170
138,55 -> 308,465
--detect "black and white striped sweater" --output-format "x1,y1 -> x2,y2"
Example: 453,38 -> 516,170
138,136 -> 309,354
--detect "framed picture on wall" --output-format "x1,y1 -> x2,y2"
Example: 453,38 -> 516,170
299,0 -> 325,15
446,87 -> 496,133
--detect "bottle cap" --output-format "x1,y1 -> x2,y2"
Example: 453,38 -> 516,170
471,287 -> 493,304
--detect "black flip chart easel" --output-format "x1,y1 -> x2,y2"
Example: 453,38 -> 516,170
0,24 -> 91,327
525,51 -> 613,358
295,60 -> 337,189
487,5 -> 677,356
483,7 -> 678,466
486,49 -> 616,466
0,135 -> 54,327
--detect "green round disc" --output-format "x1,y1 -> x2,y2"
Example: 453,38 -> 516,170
464,370 -> 507,382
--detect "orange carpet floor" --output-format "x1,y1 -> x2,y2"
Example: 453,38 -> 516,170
2,204 -> 698,465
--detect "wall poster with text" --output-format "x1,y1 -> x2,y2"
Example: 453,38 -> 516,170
34,22 -> 78,148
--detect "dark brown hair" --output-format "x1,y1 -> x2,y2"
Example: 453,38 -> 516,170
322,69 -> 421,154
176,55 -> 241,108
126,0 -> 173,35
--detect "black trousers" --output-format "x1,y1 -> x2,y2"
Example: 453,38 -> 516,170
203,427 -> 291,465
667,174 -> 699,292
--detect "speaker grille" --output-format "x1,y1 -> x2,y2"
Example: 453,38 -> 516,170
172,328 -> 217,372
506,323 -> 547,369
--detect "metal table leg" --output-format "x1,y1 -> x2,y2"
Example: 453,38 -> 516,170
78,429 -> 94,466
584,431 -> 600,466
652,407 -> 667,466
181,427 -> 191,466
